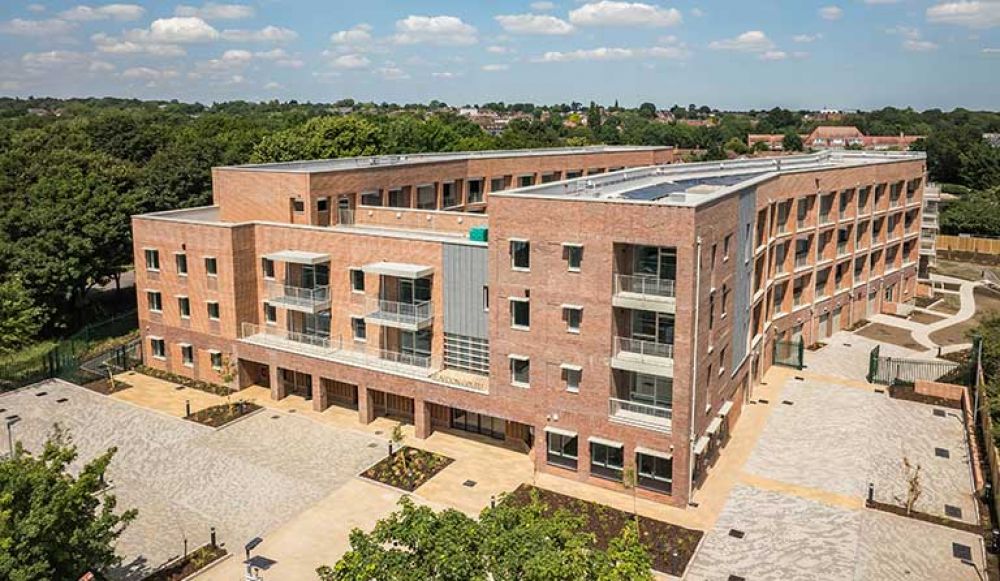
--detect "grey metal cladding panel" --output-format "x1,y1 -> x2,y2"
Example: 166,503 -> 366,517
731,187 -> 755,365
442,243 -> 489,339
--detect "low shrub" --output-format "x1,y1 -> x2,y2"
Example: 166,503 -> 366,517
134,365 -> 231,396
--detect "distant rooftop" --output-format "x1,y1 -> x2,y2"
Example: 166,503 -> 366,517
218,145 -> 669,174
493,150 -> 925,207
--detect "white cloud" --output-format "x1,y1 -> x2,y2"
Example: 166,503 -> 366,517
264,81 -> 281,89
903,39 -> 939,50
886,25 -> 939,51
126,17 -> 220,43
0,18 -> 75,36
432,71 -> 458,78
984,47 -> 1000,53
865,0 -> 901,4
496,14 -> 575,35
330,53 -> 370,69
121,66 -> 179,80
27,4 -> 46,13
709,30 -> 775,52
91,32 -> 186,56
330,23 -> 373,45
175,3 -> 255,20
691,7 -> 704,17
254,48 -> 303,67
59,4 -> 145,22
220,25 -> 298,42
530,1 -> 556,10
927,1 -> 1000,29
793,33 -> 822,42
482,63 -> 509,71
760,50 -> 787,60
535,45 -> 690,62
819,5 -> 844,20
392,15 -> 477,45
569,1 -> 682,27
487,45 -> 511,54
22,50 -> 89,68
374,66 -> 409,79
88,60 -> 115,72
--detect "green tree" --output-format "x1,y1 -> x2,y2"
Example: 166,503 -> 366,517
318,494 -> 653,581
251,115 -> 385,162
782,131 -> 804,152
587,101 -> 602,132
637,102 -> 657,119
0,425 -> 136,580
0,276 -> 45,353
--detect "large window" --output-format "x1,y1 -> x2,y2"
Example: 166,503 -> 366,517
564,244 -> 583,272
175,253 -> 188,276
510,240 -> 530,270
351,317 -> 367,341
637,452 -> 673,494
204,257 -> 218,276
467,178 -> 484,204
350,269 -> 365,293
144,249 -> 160,271
629,373 -> 673,408
181,344 -> 194,366
509,355 -> 530,387
178,296 -> 191,318
563,306 -> 582,333
150,338 -> 165,359
262,258 -> 275,279
147,291 -> 162,313
207,301 -> 220,321
264,302 -> 277,324
590,441 -> 624,481
450,409 -> 505,440
546,432 -> 578,470
210,351 -> 223,370
510,298 -> 530,329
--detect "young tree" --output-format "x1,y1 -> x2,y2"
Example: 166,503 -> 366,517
390,423 -> 406,470
782,131 -> 804,152
0,276 -> 45,354
902,456 -> 922,515
622,467 -> 640,533
0,425 -> 136,580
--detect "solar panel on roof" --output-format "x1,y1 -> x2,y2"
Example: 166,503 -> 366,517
619,172 -> 767,200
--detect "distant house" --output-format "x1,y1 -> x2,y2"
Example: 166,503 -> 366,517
748,126 -> 923,151
984,133 -> 1000,148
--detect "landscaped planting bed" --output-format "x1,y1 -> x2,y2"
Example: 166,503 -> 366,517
81,377 -> 132,395
503,484 -> 703,576
134,364 -> 231,395
143,544 -> 227,581
360,447 -> 454,492
185,401 -> 262,428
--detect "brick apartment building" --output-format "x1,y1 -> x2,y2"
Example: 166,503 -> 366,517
132,146 -> 926,507
749,126 -> 923,152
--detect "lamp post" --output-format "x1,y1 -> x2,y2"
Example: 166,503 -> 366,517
6,415 -> 21,459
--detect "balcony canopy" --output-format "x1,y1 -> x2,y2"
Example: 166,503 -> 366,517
362,261 -> 433,279
263,250 -> 330,265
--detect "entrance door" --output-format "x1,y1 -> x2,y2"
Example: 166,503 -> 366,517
832,306 -> 843,332
818,313 -> 830,340
868,290 -> 878,316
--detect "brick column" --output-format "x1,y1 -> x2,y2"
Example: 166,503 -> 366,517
435,182 -> 443,210
312,376 -> 327,412
414,399 -> 432,439
270,366 -> 286,400
358,385 -> 376,424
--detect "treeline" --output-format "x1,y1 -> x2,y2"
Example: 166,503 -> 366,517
0,97 -> 998,351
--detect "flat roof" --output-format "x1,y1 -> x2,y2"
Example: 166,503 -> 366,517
218,145 -> 669,174
492,150 -> 925,208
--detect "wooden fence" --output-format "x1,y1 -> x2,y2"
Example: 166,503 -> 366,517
938,235 -> 1000,263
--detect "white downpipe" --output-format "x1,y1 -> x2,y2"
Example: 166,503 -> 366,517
687,236 -> 702,504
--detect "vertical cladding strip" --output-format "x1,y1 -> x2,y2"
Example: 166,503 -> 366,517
687,236 -> 702,502
731,188 -> 755,366
442,243 -> 489,339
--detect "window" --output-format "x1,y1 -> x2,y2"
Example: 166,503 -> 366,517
467,179 -> 484,204
723,234 -> 732,260
518,174 -> 534,188
563,306 -> 582,333
708,293 -> 715,330
564,244 -> 583,272
509,355 -> 530,387
709,244 -> 717,271
562,365 -> 581,393
317,198 -> 329,212
144,249 -> 160,271
361,191 -> 382,207
292,199 -> 305,213
482,285 -> 489,312
352,317 -> 367,341
264,302 -> 277,324
181,344 -> 194,366
210,351 -> 223,370
205,257 -> 218,276
175,253 -> 188,275
546,432 -> 578,470
262,258 -> 275,279
150,338 -> 166,359
350,269 -> 365,293
590,441 -> 624,481
490,176 -> 508,193
719,347 -> 728,375
721,285 -> 729,317
178,296 -> 191,318
510,298 -> 530,329
207,301 -> 220,321
510,240 -> 530,270
147,291 -> 162,313
637,452 -> 673,494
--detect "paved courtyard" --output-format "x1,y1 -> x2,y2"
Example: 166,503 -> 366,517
0,379 -> 384,580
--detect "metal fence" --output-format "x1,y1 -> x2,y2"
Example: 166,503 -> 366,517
866,345 -> 961,385
773,339 -> 805,370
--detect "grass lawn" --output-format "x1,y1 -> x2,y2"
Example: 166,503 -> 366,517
0,340 -> 57,365
929,287 -> 1000,346
930,293 -> 962,315
856,323 -> 924,350
934,259 -> 1000,282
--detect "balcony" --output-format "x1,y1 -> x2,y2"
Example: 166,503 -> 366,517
609,398 -> 672,433
613,274 -> 676,314
266,282 -> 331,314
610,337 -> 674,377
365,298 -> 433,331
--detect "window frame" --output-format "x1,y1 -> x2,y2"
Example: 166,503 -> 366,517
351,316 -> 367,342
147,290 -> 163,313
150,337 -> 166,359
510,239 -> 530,271
177,295 -> 191,319
262,258 -> 275,280
144,248 -> 160,272
204,256 -> 218,276
207,301 -> 221,321
349,268 -> 365,293
563,243 -> 583,272
546,432 -> 579,470
264,302 -> 277,325
509,354 -> 530,388
180,344 -> 194,367
209,350 -> 223,371
174,252 -> 188,276
510,297 -> 530,330
563,306 -> 582,333
589,441 -> 624,481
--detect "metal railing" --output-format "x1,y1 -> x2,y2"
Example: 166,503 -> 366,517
376,348 -> 432,368
614,337 -> 674,361
866,346 -> 960,385
609,398 -> 673,421
366,298 -> 433,326
614,274 -> 676,298
337,209 -> 355,225
266,282 -> 330,307
240,322 -> 339,351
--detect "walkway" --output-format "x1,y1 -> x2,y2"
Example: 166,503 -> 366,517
869,274 -> 979,355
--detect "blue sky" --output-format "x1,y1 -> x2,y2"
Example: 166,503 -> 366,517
1,1 -> 998,109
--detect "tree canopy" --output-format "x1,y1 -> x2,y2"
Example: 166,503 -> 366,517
317,494 -> 652,581
0,424 -> 136,580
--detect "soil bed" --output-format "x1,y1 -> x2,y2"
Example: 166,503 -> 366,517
504,484 -> 703,576
82,377 -> 132,395
134,365 -> 232,396
909,311 -> 945,325
361,447 -> 454,492
143,545 -> 227,581
856,323 -> 924,350
185,401 -> 261,428
888,383 -> 962,410
914,296 -> 939,309
930,287 -> 1000,346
